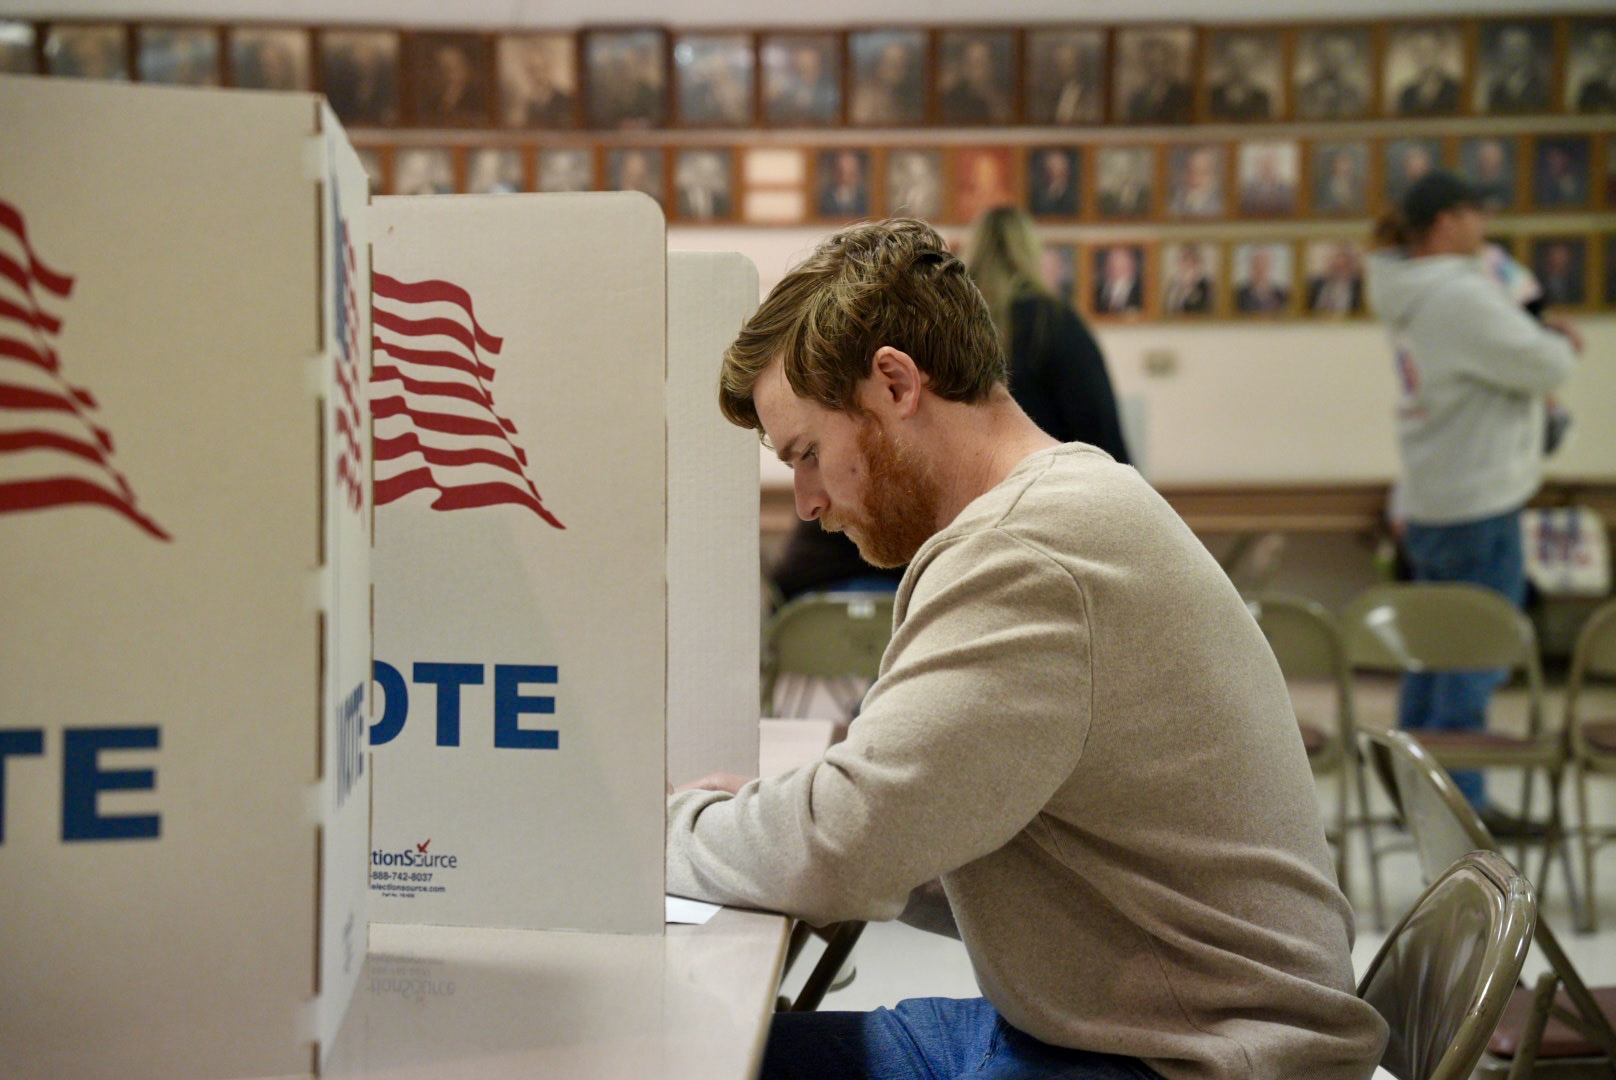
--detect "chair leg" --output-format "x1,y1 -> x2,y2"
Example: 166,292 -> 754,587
1353,757 -> 1391,933
1576,763 -> 1598,933
785,921 -> 867,1012
1518,767 -> 1537,876
1505,972 -> 1560,1080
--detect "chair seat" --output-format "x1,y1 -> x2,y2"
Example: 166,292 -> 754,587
1410,730 -> 1562,766
1489,984 -> 1616,1058
1579,718 -> 1616,755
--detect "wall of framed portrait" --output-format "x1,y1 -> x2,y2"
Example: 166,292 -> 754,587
5,8 -> 1612,488
6,12 -> 1612,325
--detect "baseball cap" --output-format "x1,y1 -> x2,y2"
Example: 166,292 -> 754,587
1402,169 -> 1482,229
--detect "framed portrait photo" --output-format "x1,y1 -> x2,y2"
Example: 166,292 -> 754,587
672,147 -> 737,222
584,28 -> 668,130
392,147 -> 456,195
0,20 -> 37,74
498,32 -> 577,128
1159,241 -> 1221,318
1026,146 -> 1081,219
1302,239 -> 1367,318
1310,139 -> 1371,217
230,27 -> 310,91
1093,145 -> 1156,220
1166,142 -> 1228,220
885,148 -> 946,220
466,147 -> 527,194
1565,18 -> 1616,113
760,32 -> 841,127
409,32 -> 494,127
1112,26 -> 1196,124
1382,136 -> 1445,210
952,145 -> 1018,224
1527,235 -> 1590,309
937,29 -> 1014,126
1204,28 -> 1285,122
1231,241 -> 1296,317
1292,26 -> 1374,120
1089,241 -> 1150,319
1474,19 -> 1554,113
1458,135 -> 1521,212
815,148 -> 873,219
1530,135 -> 1593,210
1235,138 -> 1300,217
45,23 -> 128,80
605,146 -> 666,206
849,29 -> 928,126
674,32 -> 754,128
536,148 -> 594,193
1025,28 -> 1105,126
319,29 -> 400,126
137,25 -> 219,85
1383,22 -> 1466,117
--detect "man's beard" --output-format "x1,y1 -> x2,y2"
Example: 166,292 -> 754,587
824,416 -> 941,570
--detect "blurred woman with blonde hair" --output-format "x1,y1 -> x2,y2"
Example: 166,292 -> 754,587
965,206 -> 1131,464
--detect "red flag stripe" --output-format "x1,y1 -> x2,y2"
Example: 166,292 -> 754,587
372,338 -> 496,383
374,431 -> 528,475
0,201 -> 75,298
0,477 -> 171,540
0,428 -> 112,465
372,307 -> 501,361
0,335 -> 61,373
373,274 -> 503,354
372,395 -> 518,443
372,364 -> 496,410
375,467 -> 563,530
0,295 -> 64,336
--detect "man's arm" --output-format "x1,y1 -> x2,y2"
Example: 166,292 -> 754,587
1439,276 -> 1577,393
666,530 -> 1092,926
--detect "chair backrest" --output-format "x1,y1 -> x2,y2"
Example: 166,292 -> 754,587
1249,591 -> 1355,760
1358,850 -> 1536,1080
1363,730 -> 1493,885
1567,598 -> 1616,740
1341,582 -> 1539,675
1364,730 -> 1616,1063
1341,583 -> 1544,736
761,591 -> 895,704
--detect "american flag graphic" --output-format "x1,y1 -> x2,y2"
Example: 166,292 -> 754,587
371,272 -> 564,529
331,191 -> 364,520
0,199 -> 170,540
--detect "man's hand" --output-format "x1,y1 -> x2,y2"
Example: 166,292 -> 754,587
673,772 -> 755,795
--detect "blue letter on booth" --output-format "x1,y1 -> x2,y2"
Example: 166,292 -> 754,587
494,665 -> 558,749
62,727 -> 160,842
414,662 -> 485,747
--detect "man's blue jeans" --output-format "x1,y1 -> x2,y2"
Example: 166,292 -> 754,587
1398,509 -> 1526,807
762,997 -> 1165,1079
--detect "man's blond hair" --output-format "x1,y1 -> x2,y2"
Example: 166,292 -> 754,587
718,218 -> 1006,431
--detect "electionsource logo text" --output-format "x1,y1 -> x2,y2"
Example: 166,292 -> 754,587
371,844 -> 459,869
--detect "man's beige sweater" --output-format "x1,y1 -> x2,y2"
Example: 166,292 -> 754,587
668,445 -> 1388,1079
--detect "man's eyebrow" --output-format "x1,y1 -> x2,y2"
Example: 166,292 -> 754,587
773,436 -> 802,464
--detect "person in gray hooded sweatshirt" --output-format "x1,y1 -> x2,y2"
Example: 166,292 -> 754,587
1366,169 -> 1580,830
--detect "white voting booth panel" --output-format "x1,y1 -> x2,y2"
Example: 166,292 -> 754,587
667,251 -> 762,784
0,76 -> 370,1078
370,192 -> 667,934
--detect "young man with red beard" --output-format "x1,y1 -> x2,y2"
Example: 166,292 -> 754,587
667,219 -> 1387,1080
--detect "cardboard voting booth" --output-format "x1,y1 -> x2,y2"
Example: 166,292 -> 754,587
0,76 -> 370,1077
667,251 -> 762,783
369,192 -> 669,934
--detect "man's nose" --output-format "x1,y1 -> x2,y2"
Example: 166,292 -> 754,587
794,471 -> 827,522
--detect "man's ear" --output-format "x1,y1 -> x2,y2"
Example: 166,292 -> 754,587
864,346 -> 925,420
